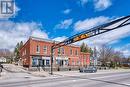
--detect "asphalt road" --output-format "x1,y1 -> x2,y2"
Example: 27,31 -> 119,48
0,70 -> 130,87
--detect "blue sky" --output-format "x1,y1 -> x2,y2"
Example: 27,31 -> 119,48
13,0 -> 130,37
0,0 -> 130,56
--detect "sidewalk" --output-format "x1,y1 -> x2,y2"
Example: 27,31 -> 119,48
29,71 -> 50,77
3,64 -> 28,73
0,71 -> 7,80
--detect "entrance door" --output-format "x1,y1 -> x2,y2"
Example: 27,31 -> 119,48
38,59 -> 42,67
42,60 -> 45,66
60,60 -> 64,66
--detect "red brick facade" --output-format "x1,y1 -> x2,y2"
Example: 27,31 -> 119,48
20,37 -> 90,68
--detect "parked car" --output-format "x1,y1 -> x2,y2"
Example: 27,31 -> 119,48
79,66 -> 97,73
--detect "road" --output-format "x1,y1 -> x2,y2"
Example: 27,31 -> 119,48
0,64 -> 130,87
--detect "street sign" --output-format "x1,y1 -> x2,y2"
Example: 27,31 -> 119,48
73,34 -> 89,42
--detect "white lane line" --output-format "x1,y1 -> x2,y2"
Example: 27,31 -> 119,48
93,73 -> 130,79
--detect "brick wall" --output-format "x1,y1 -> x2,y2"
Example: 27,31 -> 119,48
20,37 -> 90,68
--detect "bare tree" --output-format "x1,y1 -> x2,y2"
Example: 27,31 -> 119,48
98,44 -> 114,67
110,51 -> 124,67
98,44 -> 125,68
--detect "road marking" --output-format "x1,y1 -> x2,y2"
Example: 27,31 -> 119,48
93,73 -> 130,79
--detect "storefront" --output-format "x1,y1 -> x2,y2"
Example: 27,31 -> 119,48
32,56 -> 50,67
42,57 -> 50,67
56,57 -> 68,66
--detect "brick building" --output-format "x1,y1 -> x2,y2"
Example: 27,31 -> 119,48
20,37 -> 90,68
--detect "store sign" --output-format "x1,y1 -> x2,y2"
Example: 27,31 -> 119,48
56,57 -> 68,60
42,57 -> 50,60
73,34 -> 89,42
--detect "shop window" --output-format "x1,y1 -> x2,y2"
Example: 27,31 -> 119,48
32,58 -> 38,67
46,60 -> 50,66
38,59 -> 43,66
56,60 -> 58,64
65,60 -> 68,65
77,61 -> 80,65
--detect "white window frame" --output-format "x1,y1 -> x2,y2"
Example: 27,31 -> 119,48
25,49 -> 26,55
70,48 -> 73,55
43,45 -> 47,54
61,47 -> 64,55
75,50 -> 78,56
36,45 -> 40,53
58,48 -> 61,55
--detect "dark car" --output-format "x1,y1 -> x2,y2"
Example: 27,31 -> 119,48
79,66 -> 97,73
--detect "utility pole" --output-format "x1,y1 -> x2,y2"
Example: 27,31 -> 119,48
50,46 -> 53,75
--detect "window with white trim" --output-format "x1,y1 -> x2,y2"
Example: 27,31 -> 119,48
36,45 -> 40,53
43,45 -> 47,54
75,50 -> 78,56
70,48 -> 72,55
25,49 -> 26,55
58,48 -> 61,55
61,47 -> 64,54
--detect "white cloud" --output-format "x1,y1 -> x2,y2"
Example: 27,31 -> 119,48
54,19 -> 73,29
115,44 -> 130,57
94,0 -> 112,11
77,0 -> 112,11
0,0 -> 20,19
73,16 -> 130,57
78,0 -> 88,6
62,9 -> 71,14
53,36 -> 67,42
122,50 -> 130,57
31,30 -> 48,39
0,21 -> 48,51
74,16 -> 110,31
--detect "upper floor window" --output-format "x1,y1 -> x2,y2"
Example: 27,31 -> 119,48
43,45 -> 47,54
25,49 -> 26,55
36,45 -> 40,53
22,49 -> 26,56
75,50 -> 78,56
70,48 -> 72,55
58,48 -> 61,55
61,47 -> 64,54
22,52 -> 24,56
